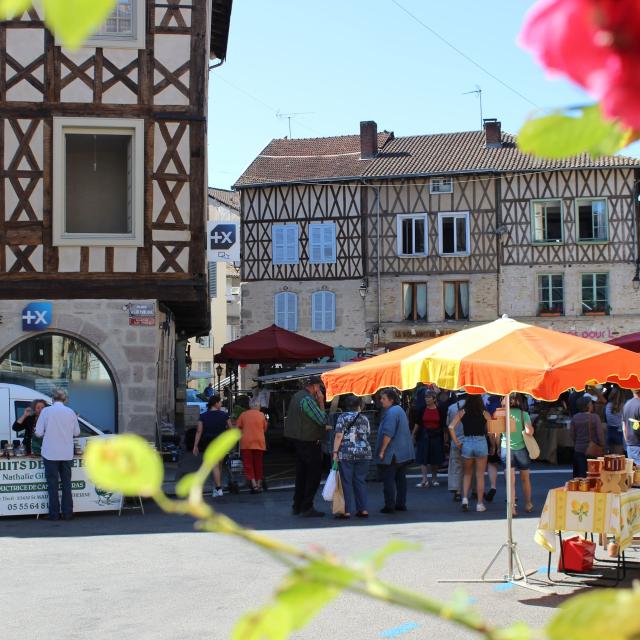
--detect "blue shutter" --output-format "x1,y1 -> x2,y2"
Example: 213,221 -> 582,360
272,226 -> 284,264
309,224 -> 322,263
275,292 -> 297,330
312,291 -> 335,331
208,262 -> 217,298
285,225 -> 299,264
324,223 -> 336,263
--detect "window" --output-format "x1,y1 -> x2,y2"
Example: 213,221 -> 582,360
403,283 -> 428,322
397,214 -> 428,256
275,292 -> 298,330
85,0 -> 145,49
430,177 -> 453,194
581,273 -> 609,314
577,198 -> 608,242
538,274 -> 564,315
194,361 -> 212,373
52,118 -> 144,247
308,223 -> 336,264
272,224 -> 299,265
208,262 -> 217,298
197,336 -> 212,349
311,291 -> 336,331
438,212 -> 470,256
443,282 -> 469,320
531,200 -> 563,243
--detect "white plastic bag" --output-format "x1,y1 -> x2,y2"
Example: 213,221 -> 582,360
322,464 -> 338,502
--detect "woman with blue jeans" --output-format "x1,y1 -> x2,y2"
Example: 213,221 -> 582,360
448,394 -> 492,512
332,395 -> 372,519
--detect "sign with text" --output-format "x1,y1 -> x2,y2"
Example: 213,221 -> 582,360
22,302 -> 52,331
128,302 -> 156,327
207,221 -> 239,262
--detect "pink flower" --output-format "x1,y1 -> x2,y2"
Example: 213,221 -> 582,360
520,0 -> 640,128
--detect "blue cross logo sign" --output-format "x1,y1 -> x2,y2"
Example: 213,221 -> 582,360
22,302 -> 52,331
209,224 -> 236,251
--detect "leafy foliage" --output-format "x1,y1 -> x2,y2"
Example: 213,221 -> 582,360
203,429 -> 241,467
518,105 -> 631,159
84,434 -> 164,497
0,0 -> 31,19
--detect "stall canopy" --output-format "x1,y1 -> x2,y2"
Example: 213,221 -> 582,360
607,332 -> 640,353
214,324 -> 333,364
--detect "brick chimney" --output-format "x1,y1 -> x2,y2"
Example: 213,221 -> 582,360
360,120 -> 378,159
483,118 -> 502,147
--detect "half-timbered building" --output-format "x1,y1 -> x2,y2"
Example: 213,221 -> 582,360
0,0 -> 233,437
236,119 -> 640,354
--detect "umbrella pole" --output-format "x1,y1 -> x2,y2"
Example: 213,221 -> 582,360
506,394 -> 514,579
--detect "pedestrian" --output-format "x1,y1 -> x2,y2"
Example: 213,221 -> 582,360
500,394 -> 534,516
204,382 -> 214,399
236,398 -> 268,493
376,388 -> 414,514
447,395 -> 465,501
605,386 -> 626,454
284,376 -> 329,517
448,394 -> 492,513
331,394 -> 371,519
570,395 -> 605,477
412,390 -> 444,487
193,395 -> 230,497
622,389 -> 640,465
34,388 -> 80,521
484,394 -> 503,503
13,399 -> 47,455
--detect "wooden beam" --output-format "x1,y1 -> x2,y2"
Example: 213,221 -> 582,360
5,222 -> 43,245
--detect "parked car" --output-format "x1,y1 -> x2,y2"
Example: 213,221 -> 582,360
0,383 -> 105,445
186,388 -> 207,414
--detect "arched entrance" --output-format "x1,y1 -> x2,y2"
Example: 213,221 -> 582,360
0,332 -> 118,432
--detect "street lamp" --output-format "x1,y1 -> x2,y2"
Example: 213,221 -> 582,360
359,276 -> 369,299
216,364 -> 223,391
633,258 -> 640,291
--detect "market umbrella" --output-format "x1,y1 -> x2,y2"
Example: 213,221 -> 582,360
607,332 -> 640,353
322,316 -> 640,589
214,324 -> 333,364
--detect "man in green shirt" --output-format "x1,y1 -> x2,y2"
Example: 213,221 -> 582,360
284,376 -> 328,517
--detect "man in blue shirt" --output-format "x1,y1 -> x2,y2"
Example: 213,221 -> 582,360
193,395 -> 229,496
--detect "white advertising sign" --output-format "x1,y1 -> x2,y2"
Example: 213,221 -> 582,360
207,220 -> 240,262
0,455 -> 123,516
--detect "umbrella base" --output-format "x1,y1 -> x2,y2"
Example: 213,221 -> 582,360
438,542 -> 550,593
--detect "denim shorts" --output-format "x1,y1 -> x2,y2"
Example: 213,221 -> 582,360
461,435 -> 488,459
501,446 -> 531,471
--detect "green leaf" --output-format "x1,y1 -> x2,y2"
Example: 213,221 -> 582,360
0,0 -> 31,19
203,429 -> 241,467
518,105 -> 631,159
492,622 -> 535,640
297,560 -> 360,588
84,434 -> 164,497
356,540 -> 421,570
43,0 -> 117,49
175,472 -> 198,498
546,585 -> 640,640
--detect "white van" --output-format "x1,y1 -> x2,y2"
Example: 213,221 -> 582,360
0,383 -> 105,444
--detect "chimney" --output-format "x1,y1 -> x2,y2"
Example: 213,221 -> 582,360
360,120 -> 378,159
483,118 -> 502,147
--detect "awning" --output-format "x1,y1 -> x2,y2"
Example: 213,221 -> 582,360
254,364 -> 341,386
607,332 -> 640,353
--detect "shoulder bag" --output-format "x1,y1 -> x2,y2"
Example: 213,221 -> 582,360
585,413 -> 605,458
521,409 -> 540,460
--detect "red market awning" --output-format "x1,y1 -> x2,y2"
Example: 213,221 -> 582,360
214,325 -> 333,364
607,332 -> 640,353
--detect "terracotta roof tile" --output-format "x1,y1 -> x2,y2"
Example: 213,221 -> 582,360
208,187 -> 240,210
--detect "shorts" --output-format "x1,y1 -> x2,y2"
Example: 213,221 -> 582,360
607,426 -> 624,448
461,435 -> 488,459
501,446 -> 531,471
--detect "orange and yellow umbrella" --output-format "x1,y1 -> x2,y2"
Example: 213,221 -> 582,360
322,317 -> 640,399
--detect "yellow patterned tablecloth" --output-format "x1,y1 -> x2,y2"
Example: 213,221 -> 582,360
535,488 -> 640,552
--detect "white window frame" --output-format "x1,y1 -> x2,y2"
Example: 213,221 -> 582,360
581,272 -> 610,315
81,0 -> 145,49
576,198 -> 609,243
437,212 -> 470,256
537,273 -> 564,315
274,291 -> 298,331
271,224 -> 299,265
311,291 -> 336,332
430,177 -> 453,194
308,222 -> 337,264
52,117 -> 144,247
531,199 -> 564,244
396,214 -> 428,257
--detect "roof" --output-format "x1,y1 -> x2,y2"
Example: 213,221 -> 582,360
208,187 -> 240,210
234,128 -> 640,188
210,0 -> 233,59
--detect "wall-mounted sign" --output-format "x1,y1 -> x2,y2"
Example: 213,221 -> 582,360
128,302 -> 156,326
22,302 -> 52,331
392,328 -> 457,340
207,221 -> 239,262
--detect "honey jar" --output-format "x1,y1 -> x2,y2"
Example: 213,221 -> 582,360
587,459 -> 603,475
566,479 -> 579,491
578,479 -> 591,492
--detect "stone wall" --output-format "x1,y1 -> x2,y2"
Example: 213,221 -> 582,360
0,299 -> 169,439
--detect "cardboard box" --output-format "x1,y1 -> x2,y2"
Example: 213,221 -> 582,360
487,408 -> 516,433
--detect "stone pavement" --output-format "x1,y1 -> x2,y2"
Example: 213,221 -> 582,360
4,467 -> 637,640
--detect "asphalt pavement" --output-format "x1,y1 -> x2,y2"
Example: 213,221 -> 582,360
4,466 -> 638,640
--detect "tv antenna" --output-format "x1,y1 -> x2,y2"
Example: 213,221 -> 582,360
463,86 -> 483,130
276,110 -> 315,138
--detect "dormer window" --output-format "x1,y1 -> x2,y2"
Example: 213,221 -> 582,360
430,177 -> 453,194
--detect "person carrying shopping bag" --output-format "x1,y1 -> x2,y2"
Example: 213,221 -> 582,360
332,395 -> 372,519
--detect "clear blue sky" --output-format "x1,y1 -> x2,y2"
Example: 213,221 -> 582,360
206,0 -> 640,189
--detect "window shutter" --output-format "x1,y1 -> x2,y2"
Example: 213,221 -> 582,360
324,224 -> 336,263
312,291 -> 335,331
289,292 -> 298,331
208,262 -> 217,298
272,226 -> 284,264
312,292 -> 322,330
309,225 -> 322,263
286,226 -> 299,263
325,291 -> 335,330
275,292 -> 297,330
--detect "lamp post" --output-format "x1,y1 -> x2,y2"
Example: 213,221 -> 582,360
216,364 -> 223,392
633,259 -> 640,291
358,276 -> 368,299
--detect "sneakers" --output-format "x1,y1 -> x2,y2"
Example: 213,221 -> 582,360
476,503 -> 487,512
461,498 -> 469,512
212,488 -> 223,498
485,488 -> 496,503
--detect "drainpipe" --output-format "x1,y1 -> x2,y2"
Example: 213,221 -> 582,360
360,181 -> 382,341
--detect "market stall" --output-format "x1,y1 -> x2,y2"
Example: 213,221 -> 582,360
0,437 -> 123,517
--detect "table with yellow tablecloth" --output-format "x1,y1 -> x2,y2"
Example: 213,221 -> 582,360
535,487 -> 640,553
